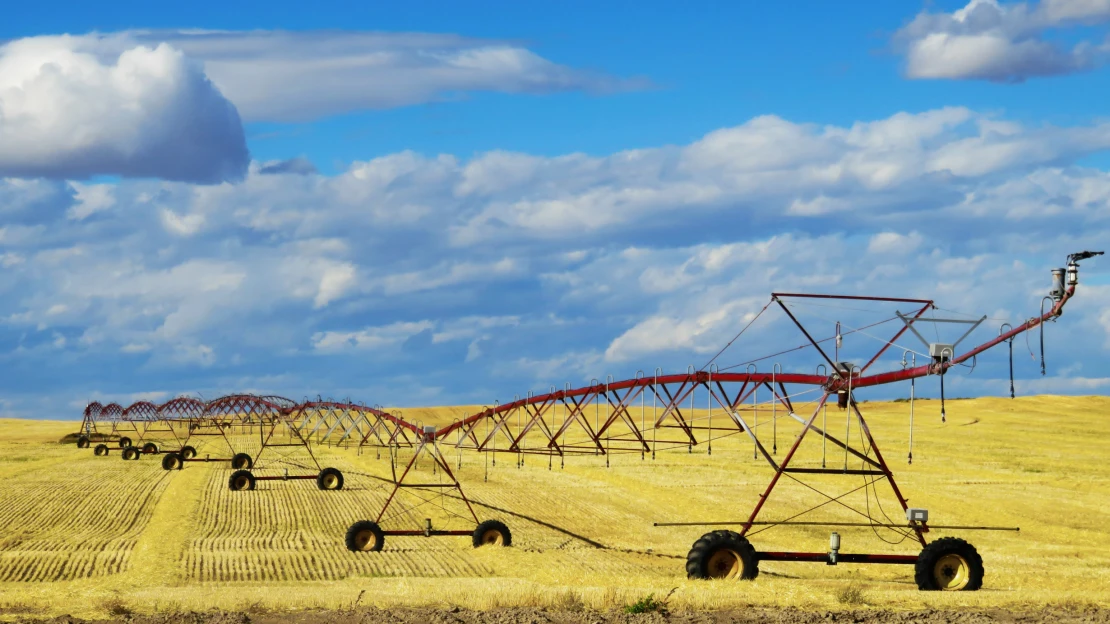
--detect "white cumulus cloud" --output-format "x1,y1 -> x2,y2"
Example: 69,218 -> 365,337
895,0 -> 1110,81
0,35 -> 248,183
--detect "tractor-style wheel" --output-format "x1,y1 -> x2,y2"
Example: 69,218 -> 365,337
915,537 -> 984,591
121,447 -> 138,461
77,435 -> 90,449
345,520 -> 384,552
162,453 -> 184,470
231,453 -> 253,470
228,470 -> 256,491
142,442 -> 159,455
686,530 -> 759,580
94,444 -> 109,457
472,519 -> 512,547
181,446 -> 197,460
118,437 -> 132,449
316,467 -> 344,490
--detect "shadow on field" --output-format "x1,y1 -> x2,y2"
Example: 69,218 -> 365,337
345,470 -> 676,556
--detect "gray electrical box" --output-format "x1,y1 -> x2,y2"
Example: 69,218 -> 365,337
928,343 -> 953,360
907,508 -> 928,523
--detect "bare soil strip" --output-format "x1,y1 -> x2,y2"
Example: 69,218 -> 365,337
10,607 -> 1110,624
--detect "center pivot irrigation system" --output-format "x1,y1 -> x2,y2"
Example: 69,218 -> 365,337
74,252 -> 1102,591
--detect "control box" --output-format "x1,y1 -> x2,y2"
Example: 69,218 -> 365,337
928,343 -> 953,360
906,508 -> 929,523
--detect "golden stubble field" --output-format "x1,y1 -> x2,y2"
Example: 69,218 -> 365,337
0,395 -> 1107,619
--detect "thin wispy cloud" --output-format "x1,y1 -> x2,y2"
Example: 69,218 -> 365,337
70,29 -> 648,122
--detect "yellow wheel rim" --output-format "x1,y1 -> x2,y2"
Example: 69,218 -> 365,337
933,553 -> 970,590
481,529 -> 504,546
233,476 -> 250,490
323,474 -> 339,489
355,530 -> 379,551
170,458 -> 180,469
706,548 -> 742,579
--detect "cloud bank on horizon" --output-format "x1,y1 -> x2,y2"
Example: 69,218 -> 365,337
1,4 -> 1109,418
3,105 -> 1109,415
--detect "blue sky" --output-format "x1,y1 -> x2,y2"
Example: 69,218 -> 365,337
7,1 -> 1106,164
2,0 -> 1110,417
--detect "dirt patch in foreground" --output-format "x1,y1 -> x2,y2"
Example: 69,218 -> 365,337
13,607 -> 1110,624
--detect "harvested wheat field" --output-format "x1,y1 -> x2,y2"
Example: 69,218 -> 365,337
0,395 -> 1108,622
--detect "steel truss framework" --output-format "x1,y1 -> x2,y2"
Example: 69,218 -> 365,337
79,286 -> 1076,510
372,430 -> 482,539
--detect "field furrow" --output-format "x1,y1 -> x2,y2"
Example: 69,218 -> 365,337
0,450 -> 170,582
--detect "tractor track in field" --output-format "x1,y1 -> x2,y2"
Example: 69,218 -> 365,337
9,607 -> 1110,624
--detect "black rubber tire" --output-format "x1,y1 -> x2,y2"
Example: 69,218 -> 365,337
472,519 -> 512,547
94,443 -> 109,457
316,467 -> 344,490
181,445 -> 197,460
162,453 -> 184,470
228,469 -> 256,491
686,531 -> 759,580
231,453 -> 253,470
345,520 -> 385,552
118,437 -> 132,449
915,537 -> 984,591
77,435 -> 90,449
142,442 -> 159,455
121,446 -> 138,461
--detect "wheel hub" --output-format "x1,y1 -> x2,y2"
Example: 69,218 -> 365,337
706,549 -> 742,579
356,530 -> 378,551
933,553 -> 970,590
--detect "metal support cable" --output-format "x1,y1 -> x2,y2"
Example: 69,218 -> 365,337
701,301 -> 772,372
